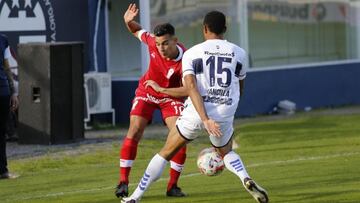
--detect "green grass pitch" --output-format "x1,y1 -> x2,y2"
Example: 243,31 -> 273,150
1,113 -> 360,202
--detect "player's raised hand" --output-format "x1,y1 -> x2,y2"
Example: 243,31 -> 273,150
203,119 -> 222,137
124,3 -> 139,23
144,80 -> 164,93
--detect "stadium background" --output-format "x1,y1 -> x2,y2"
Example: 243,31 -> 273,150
1,0 -> 360,124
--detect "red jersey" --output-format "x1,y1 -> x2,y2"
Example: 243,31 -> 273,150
136,29 -> 186,99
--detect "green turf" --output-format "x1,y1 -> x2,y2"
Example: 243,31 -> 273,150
1,114 -> 360,202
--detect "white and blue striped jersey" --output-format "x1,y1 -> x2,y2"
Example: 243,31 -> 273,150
182,39 -> 247,121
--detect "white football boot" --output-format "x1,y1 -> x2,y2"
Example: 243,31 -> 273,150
121,197 -> 139,203
243,178 -> 269,203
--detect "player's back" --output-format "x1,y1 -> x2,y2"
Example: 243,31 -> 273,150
182,39 -> 247,121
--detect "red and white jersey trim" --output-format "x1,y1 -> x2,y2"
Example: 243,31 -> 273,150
137,29 -> 147,41
135,93 -> 183,105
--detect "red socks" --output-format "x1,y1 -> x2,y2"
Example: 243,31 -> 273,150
119,137 -> 187,190
167,145 -> 187,191
119,137 -> 139,184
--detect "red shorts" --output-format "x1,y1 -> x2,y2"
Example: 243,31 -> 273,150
130,90 -> 184,121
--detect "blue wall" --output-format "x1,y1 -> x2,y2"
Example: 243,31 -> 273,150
112,62 -> 360,124
238,62 -> 360,116
112,80 -> 137,123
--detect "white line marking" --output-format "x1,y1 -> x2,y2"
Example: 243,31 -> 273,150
3,151 -> 359,202
247,152 -> 360,167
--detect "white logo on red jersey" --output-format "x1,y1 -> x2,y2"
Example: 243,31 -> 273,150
151,52 -> 155,58
166,68 -> 174,79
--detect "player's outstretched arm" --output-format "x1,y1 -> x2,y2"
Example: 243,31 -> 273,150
144,80 -> 188,98
123,3 -> 142,37
183,75 -> 222,137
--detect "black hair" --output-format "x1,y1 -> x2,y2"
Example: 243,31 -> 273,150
203,11 -> 227,35
153,23 -> 175,37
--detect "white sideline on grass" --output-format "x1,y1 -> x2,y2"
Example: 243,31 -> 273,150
3,151 -> 360,202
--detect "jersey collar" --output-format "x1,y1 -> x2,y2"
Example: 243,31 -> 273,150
174,45 -> 183,62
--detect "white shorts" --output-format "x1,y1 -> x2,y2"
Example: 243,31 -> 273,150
176,103 -> 234,148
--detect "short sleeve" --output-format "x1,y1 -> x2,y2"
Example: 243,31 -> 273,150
1,35 -> 10,59
4,46 -> 11,59
182,51 -> 195,78
137,29 -> 155,46
235,48 -> 247,80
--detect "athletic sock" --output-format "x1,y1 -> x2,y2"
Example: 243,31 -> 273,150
223,151 -> 250,183
168,146 -> 186,191
130,154 -> 168,200
119,137 -> 139,184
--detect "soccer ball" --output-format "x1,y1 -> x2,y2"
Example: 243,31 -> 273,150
197,147 -> 225,176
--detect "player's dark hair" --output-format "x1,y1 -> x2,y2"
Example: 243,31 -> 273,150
153,23 -> 175,37
203,11 -> 227,35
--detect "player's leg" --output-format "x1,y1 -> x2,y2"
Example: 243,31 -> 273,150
123,107 -> 201,202
211,122 -> 268,203
116,115 -> 148,197
0,96 -> 10,177
116,98 -> 155,198
219,141 -> 268,203
0,96 -> 18,179
164,116 -> 187,197
123,126 -> 189,202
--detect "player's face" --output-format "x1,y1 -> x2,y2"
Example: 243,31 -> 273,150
155,34 -> 177,59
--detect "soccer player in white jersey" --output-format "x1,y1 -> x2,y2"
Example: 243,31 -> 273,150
122,11 -> 269,203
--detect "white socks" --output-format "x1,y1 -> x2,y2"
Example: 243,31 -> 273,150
223,151 -> 250,183
130,154 -> 168,200
129,151 -> 249,200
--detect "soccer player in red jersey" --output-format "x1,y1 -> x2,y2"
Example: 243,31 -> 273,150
115,3 -> 187,198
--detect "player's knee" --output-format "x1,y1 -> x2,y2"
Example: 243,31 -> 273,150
127,125 -> 145,140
